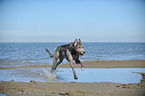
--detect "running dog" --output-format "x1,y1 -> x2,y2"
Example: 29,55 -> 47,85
45,39 -> 85,79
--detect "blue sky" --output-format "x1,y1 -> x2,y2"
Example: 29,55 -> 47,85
0,0 -> 145,42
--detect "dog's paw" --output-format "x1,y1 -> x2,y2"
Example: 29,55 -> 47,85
74,76 -> 78,80
81,68 -> 84,71
39,73 -> 43,75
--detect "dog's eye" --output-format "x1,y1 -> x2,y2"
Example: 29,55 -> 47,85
82,47 -> 84,48
79,47 -> 81,49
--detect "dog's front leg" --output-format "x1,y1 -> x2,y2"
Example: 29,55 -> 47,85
75,59 -> 84,71
80,62 -> 84,71
66,50 -> 78,79
70,60 -> 78,79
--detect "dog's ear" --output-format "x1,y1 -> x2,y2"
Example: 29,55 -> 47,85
79,39 -> 82,44
74,39 -> 78,46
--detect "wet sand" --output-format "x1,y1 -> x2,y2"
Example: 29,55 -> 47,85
0,60 -> 145,70
0,60 -> 145,96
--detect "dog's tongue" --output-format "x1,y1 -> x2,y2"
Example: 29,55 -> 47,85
81,52 -> 84,55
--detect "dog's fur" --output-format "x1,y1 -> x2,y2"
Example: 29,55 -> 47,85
46,39 -> 85,79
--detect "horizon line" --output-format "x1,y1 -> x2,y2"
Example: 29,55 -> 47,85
0,41 -> 145,43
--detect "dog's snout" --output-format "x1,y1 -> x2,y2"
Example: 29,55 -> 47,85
83,52 -> 85,54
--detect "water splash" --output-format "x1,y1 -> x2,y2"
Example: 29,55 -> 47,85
42,69 -> 58,82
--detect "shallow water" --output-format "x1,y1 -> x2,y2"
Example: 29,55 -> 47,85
0,68 -> 145,84
0,93 -> 6,96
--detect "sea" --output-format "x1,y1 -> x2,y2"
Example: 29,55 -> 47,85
0,42 -> 145,67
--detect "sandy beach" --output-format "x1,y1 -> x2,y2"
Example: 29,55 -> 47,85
0,60 -> 145,96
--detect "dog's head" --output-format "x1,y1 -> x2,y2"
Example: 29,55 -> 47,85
73,39 -> 85,56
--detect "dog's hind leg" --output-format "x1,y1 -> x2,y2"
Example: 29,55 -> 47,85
51,52 -> 59,74
66,49 -> 78,79
54,57 -> 64,70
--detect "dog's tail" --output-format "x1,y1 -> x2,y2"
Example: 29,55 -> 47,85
45,49 -> 54,58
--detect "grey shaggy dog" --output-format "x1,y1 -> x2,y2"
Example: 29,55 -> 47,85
46,39 -> 85,79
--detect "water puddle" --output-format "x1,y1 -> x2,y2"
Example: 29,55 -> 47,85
0,93 -> 6,96
0,68 -> 145,84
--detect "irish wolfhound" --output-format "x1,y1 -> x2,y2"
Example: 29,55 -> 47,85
46,39 -> 85,79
